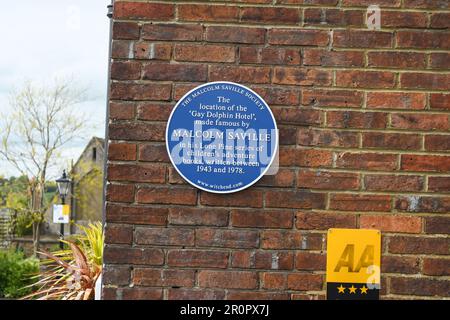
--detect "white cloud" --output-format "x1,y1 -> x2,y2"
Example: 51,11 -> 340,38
0,0 -> 111,178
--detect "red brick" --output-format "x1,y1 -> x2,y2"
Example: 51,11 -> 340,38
327,111 -> 387,129
430,53 -> 450,69
381,256 -> 421,274
279,127 -> 297,145
108,143 -> 136,161
105,224 -> 133,245
251,87 -> 300,105
198,271 -> 258,289
362,132 -> 421,150
401,73 -> 450,90
114,2 -> 174,20
296,211 -> 356,230
109,122 -> 166,142
111,61 -> 141,80
298,169 -> 359,190
206,26 -> 265,44
113,21 -> 139,40
342,0 -> 400,6
227,291 -> 289,300
200,189 -> 263,208
133,269 -> 195,287
368,52 -> 425,69
333,30 -> 393,48
168,289 -> 225,300
137,103 -> 173,121
231,251 -> 294,270
110,83 -> 171,101
138,144 -> 169,163
106,204 -> 167,225
167,250 -> 229,268
367,92 -> 426,110
174,44 -> 235,63
111,40 -> 131,59
240,47 -> 301,65
336,152 -> 398,171
302,89 -> 363,108
231,209 -> 293,228
330,194 -> 391,212
430,13 -> 450,29
336,70 -> 395,89
137,187 -> 197,205
402,0 -> 448,9
364,175 -> 424,192
295,149 -> 333,168
209,65 -> 271,84
261,230 -> 323,250
102,265 -> 130,286
428,176 -> 450,192
287,273 -> 323,291
397,31 -> 450,49
196,229 -> 259,249
266,190 -> 326,209
143,63 -> 207,82
169,207 -> 228,227
261,272 -> 287,290
360,215 -> 422,233
272,107 -> 321,126
423,258 -> 450,276
430,93 -> 450,110
268,29 -> 329,46
425,135 -> 450,152
297,128 -> 359,148
135,227 -> 194,246
401,155 -> 450,172
308,9 -> 363,27
278,0 -> 338,4
396,196 -> 450,214
273,67 -> 332,86
121,288 -> 163,300
110,101 -> 135,120
391,113 -> 449,131
304,49 -> 364,67
104,246 -> 164,265
106,184 -> 135,203
256,169 -> 296,188
142,24 -> 203,41
178,4 -> 239,22
108,163 -> 165,183
134,42 -> 171,60
389,236 -> 450,254
381,11 -> 427,28
241,7 -> 300,24
390,277 -> 450,297
425,216 -> 450,234
295,252 -> 326,271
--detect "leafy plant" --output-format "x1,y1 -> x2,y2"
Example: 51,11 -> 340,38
23,222 -> 104,300
10,210 -> 33,236
0,250 -> 39,298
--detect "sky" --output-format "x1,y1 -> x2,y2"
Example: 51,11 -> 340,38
0,0 -> 111,179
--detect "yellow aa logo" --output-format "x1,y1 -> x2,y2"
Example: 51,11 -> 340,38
334,244 -> 374,273
326,229 -> 381,284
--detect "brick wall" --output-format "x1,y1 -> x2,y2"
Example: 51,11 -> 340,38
103,0 -> 450,300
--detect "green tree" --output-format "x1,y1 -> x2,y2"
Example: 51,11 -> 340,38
0,78 -> 89,255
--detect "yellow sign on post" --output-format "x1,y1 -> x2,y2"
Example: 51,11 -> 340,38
326,228 -> 381,300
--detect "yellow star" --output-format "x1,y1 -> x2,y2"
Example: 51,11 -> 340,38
349,285 -> 357,294
360,286 -> 368,294
337,284 -> 346,294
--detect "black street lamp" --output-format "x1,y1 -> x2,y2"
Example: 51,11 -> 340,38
56,170 -> 71,249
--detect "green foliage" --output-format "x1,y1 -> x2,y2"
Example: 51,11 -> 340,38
10,211 -> 33,237
0,250 -> 39,298
0,175 -> 29,209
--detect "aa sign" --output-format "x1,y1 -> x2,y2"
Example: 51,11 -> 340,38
53,204 -> 70,224
326,228 -> 381,300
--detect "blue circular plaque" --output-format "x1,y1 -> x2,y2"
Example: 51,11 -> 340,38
166,82 -> 278,193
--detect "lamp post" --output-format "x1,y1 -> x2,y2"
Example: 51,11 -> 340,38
56,170 -> 71,249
